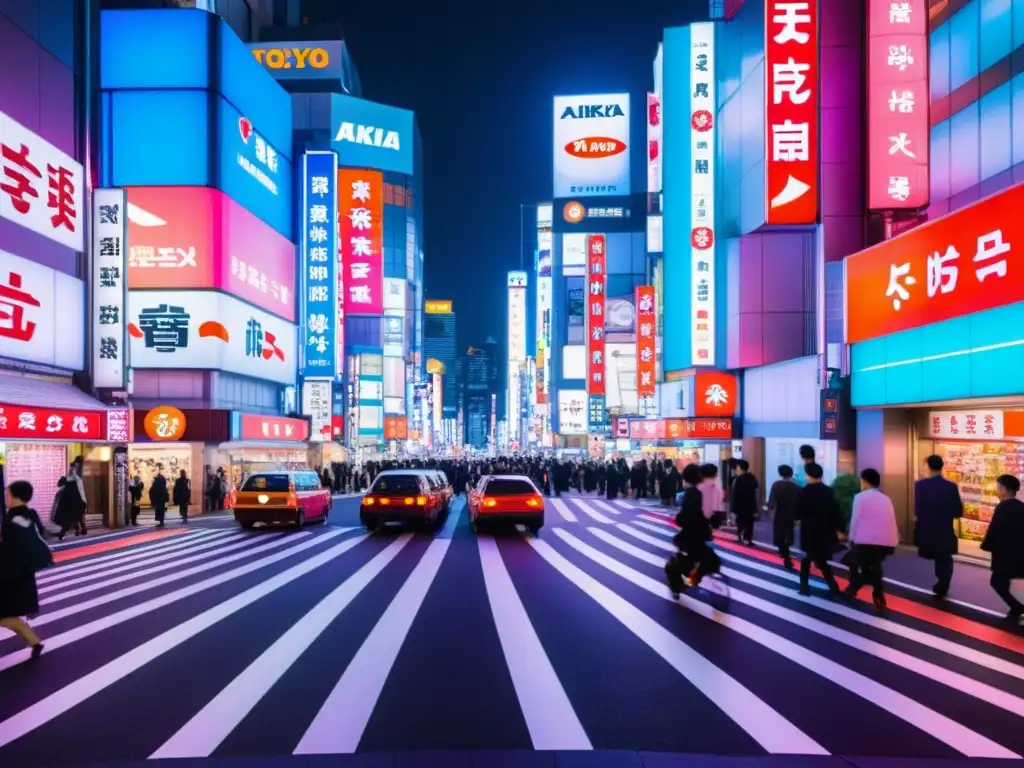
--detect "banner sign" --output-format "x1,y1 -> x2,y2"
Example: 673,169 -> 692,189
586,234 -> 607,396
338,168 -> 384,316
301,151 -> 339,379
302,380 -> 332,442
691,22 -> 716,365
635,285 -> 656,397
92,189 -> 129,388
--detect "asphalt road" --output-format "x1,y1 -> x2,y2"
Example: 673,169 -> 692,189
1,493 -> 1022,768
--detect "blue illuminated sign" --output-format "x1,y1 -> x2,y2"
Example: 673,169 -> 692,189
301,151 -> 339,379
101,91 -> 293,238
330,95 -> 415,176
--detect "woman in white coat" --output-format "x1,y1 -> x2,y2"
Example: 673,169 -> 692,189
845,468 -> 900,610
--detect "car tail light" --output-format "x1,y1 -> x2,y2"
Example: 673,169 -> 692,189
404,496 -> 415,506
379,497 -> 391,506
363,496 -> 376,505
287,490 -> 299,508
483,498 -> 497,508
526,496 -> 542,508
416,496 -> 427,506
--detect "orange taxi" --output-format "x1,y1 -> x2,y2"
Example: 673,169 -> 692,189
232,470 -> 331,529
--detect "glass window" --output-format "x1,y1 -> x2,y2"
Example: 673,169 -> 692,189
980,82 -> 1012,181
484,478 -> 536,495
949,102 -> 980,196
931,121 -> 951,203
929,24 -> 951,103
1012,73 -> 1024,166
242,474 -> 290,491
981,0 -> 1012,72
949,1 -> 980,93
1014,0 -> 1024,49
371,474 -> 421,493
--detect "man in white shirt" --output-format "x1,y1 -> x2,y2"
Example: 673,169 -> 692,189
846,468 -> 900,610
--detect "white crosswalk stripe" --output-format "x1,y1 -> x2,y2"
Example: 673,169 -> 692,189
1,503 -> 1022,763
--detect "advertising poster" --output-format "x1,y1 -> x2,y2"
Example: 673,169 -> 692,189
507,271 -> 528,363
558,390 -> 587,435
690,22 -> 716,366
553,93 -> 630,198
867,0 -> 928,210
126,187 -> 296,322
338,168 -> 384,316
586,235 -> 607,396
635,285 -> 656,397
765,0 -> 819,225
127,290 -> 297,385
301,151 -> 339,378
302,381 -> 333,442
330,95 -> 415,176
92,189 -> 129,388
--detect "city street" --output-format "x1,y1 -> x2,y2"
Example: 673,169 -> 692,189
1,494 -> 1022,768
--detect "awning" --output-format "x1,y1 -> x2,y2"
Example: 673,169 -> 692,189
0,372 -> 106,411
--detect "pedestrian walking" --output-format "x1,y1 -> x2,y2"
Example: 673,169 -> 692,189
914,454 -> 964,598
173,469 -> 191,523
981,474 -> 1024,623
150,465 -> 169,528
53,463 -> 88,541
128,473 -> 144,526
0,480 -> 51,659
795,462 -> 843,596
699,463 -> 725,525
845,468 -> 899,610
767,464 -> 800,570
731,459 -> 759,545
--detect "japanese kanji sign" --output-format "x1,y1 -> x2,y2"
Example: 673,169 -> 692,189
690,22 -> 716,365
234,413 -> 310,442
586,234 -> 607,397
927,410 -> 1004,441
0,110 -> 84,251
125,187 -> 296,322
92,189 -> 128,389
765,0 -> 819,225
301,380 -> 333,441
0,404 -> 104,441
338,168 -> 384,316
302,151 -> 339,379
628,417 -> 733,440
845,182 -> 1024,343
867,0 -> 929,210
635,285 -> 656,397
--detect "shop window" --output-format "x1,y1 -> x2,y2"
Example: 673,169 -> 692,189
949,102 -> 980,196
395,185 -> 406,207
980,82 -> 1012,180
949,1 -> 980,94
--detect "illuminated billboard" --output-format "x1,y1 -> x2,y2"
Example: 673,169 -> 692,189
690,22 -> 716,366
425,300 -> 453,314
330,95 -> 415,176
553,93 -> 631,198
301,151 -> 339,379
586,236 -> 607,396
249,41 -> 345,80
507,271 -> 528,364
338,169 -> 384,316
128,290 -> 297,385
647,93 -> 661,195
125,187 -> 296,321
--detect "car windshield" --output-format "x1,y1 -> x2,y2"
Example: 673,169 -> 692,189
372,475 -> 422,493
485,479 -> 535,495
242,474 -> 290,492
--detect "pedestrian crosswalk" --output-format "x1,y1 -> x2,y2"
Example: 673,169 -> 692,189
1,496 -> 1023,764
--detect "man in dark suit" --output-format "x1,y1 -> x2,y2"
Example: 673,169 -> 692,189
914,455 -> 964,598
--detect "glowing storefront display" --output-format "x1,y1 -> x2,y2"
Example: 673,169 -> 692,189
866,0 -> 928,210
764,0 -> 819,225
301,151 -> 339,378
690,22 -> 716,366
553,93 -> 631,198
338,169 -> 384,316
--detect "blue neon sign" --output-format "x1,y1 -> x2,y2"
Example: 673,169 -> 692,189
329,94 -> 415,176
301,151 -> 339,379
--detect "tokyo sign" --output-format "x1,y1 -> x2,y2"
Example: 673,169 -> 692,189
845,182 -> 1024,344
635,285 -> 656,397
867,0 -> 929,210
586,235 -> 607,397
765,0 -> 819,225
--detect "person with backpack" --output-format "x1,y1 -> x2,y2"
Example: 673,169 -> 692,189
0,480 -> 51,658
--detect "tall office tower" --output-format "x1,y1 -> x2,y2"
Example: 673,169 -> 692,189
462,339 -> 498,448
424,301 -> 459,424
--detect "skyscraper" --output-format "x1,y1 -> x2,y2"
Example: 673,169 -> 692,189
462,339 -> 498,448
424,300 -> 458,421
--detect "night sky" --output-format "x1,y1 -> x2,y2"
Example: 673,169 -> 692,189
304,0 -> 705,349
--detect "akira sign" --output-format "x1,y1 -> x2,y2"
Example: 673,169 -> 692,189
845,183 -> 1024,344
764,0 -> 819,225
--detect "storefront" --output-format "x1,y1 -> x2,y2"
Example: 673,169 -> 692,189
625,417 -> 738,467
208,413 -> 312,491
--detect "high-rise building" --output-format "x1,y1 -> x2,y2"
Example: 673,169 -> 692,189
462,339 -> 498,448
424,300 -> 458,422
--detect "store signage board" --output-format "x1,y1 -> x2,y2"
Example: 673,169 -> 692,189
92,189 -> 129,389
0,110 -> 84,251
553,93 -> 630,198
234,413 -> 310,442
107,409 -> 131,443
928,410 -> 1004,441
867,0 -> 928,210
636,285 -> 656,397
764,0 -> 819,225
845,182 -> 1024,344
0,403 -> 104,441
0,248 -> 84,371
338,168 -> 384,316
693,371 -> 737,417
628,418 -> 733,440
302,380 -> 332,442
384,415 -> 408,440
301,151 -> 339,378
690,22 -> 716,365
586,235 -> 607,397
142,405 -> 188,441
